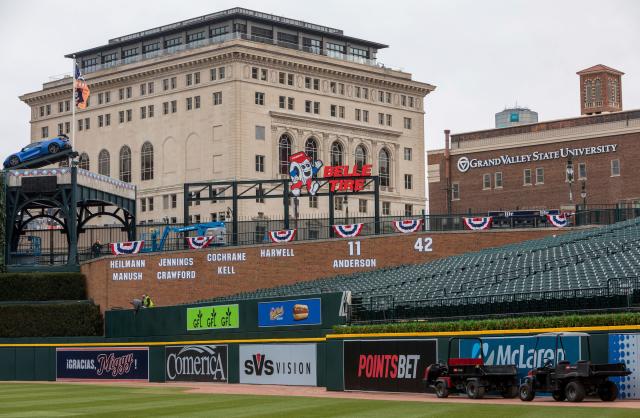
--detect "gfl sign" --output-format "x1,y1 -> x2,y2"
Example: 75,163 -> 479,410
357,354 -> 420,379
244,353 -> 273,376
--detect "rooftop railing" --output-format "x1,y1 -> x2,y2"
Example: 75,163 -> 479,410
81,32 -> 386,74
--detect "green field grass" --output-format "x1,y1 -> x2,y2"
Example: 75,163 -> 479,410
0,383 -> 637,418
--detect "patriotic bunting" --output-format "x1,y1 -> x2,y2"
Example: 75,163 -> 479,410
392,219 -> 423,233
332,223 -> 364,238
547,214 -> 569,228
186,236 -> 215,249
463,217 -> 493,230
110,240 -> 144,255
268,229 -> 297,243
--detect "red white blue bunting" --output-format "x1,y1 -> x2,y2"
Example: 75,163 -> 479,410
186,236 -> 215,249
547,214 -> 569,228
332,223 -> 364,238
110,240 -> 144,255
463,217 -> 493,230
392,219 -> 423,234
268,229 -> 297,243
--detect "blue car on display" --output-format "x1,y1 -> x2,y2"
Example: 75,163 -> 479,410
3,135 -> 72,168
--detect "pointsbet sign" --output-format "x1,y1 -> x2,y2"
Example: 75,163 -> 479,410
187,304 -> 239,331
456,144 -> 618,173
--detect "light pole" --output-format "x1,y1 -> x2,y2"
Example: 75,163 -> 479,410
581,181 -> 587,210
566,157 -> 574,204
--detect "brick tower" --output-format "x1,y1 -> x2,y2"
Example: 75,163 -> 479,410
577,64 -> 624,115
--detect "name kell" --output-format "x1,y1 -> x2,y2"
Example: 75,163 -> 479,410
260,248 -> 295,257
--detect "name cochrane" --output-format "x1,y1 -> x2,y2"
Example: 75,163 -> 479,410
260,248 -> 295,257
207,252 -> 246,262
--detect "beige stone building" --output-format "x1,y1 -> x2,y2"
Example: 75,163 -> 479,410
19,8 -> 435,224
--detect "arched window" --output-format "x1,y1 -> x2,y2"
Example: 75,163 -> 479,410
379,148 -> 391,187
595,78 -> 602,102
119,146 -> 131,183
305,137 -> 318,162
98,149 -> 110,177
355,144 -> 367,170
141,142 -> 154,181
330,141 -> 343,166
278,134 -> 292,174
78,153 -> 90,171
584,80 -> 592,104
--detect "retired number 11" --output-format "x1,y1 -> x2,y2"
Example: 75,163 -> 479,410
348,241 -> 361,256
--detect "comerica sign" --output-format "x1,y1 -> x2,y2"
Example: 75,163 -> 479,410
456,144 -> 618,173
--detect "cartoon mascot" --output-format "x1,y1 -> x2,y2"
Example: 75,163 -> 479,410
289,151 -> 323,196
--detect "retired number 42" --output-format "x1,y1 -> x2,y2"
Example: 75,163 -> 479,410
414,237 -> 433,252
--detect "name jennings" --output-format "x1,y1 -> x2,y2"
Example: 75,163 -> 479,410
463,144 -> 617,170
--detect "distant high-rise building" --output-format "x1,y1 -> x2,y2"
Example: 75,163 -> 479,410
495,106 -> 538,128
577,64 -> 623,115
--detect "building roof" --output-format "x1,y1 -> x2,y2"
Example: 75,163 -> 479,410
65,7 -> 388,58
451,109 -> 640,143
576,64 -> 624,76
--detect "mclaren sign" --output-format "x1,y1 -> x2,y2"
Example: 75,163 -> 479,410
456,144 -> 618,173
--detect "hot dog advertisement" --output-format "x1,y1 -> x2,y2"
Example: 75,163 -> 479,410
257,298 -> 322,327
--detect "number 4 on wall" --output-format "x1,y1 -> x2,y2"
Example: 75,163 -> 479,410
414,237 -> 433,252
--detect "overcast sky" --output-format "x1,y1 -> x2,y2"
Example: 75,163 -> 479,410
1,0 -> 638,158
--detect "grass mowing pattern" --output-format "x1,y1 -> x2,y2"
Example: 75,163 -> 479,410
0,383 -> 637,418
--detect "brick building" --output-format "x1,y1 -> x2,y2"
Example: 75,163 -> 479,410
427,66 -> 639,215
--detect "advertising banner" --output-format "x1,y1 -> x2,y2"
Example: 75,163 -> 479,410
343,339 -> 437,392
459,335 -> 581,382
609,334 -> 640,399
56,347 -> 148,381
187,304 -> 239,331
165,345 -> 228,382
239,344 -> 317,386
257,298 -> 322,327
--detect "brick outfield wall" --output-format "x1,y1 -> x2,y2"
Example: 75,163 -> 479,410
81,229 -> 567,312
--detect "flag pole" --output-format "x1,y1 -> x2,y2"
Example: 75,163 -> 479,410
71,55 -> 76,155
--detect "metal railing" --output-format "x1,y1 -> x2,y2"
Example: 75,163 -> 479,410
81,32 -> 385,75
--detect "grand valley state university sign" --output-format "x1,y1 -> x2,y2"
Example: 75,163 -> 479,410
456,144 -> 618,173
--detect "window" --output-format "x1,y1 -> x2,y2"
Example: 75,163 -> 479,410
495,172 -> 503,188
148,105 -> 154,118
46,104 -> 52,115
330,104 -> 337,117
578,162 -> 587,179
334,196 -> 343,211
331,141 -> 344,166
105,114 -> 111,126
305,77 -> 311,89
213,92 -> 222,105
140,106 -> 146,119
141,142 -> 154,181
409,97 -> 415,107
303,37 -> 321,54
186,97 -> 193,110
78,153 -> 90,170
536,167 -> 544,184
482,173 -> 491,189
148,197 -> 154,211
98,93 -> 104,104
255,186 -> 265,203
186,74 -> 193,86
39,106 -> 44,117
363,88 -> 369,99
119,88 -> 124,100
140,83 -> 146,96
41,126 -> 49,138
279,96 -> 286,109
210,26 -> 228,37
451,183 -> 460,200
611,159 -> 620,177
162,103 -> 168,115
171,77 -> 176,89
255,155 -> 265,172
143,42 -> 160,53
385,92 -> 392,103
84,117 -> 90,129
313,78 -> 319,90
404,147 -> 412,161
98,115 -> 104,127
163,195 -> 169,210
330,81 -> 337,94
338,83 -> 345,95
279,72 -> 286,84
404,117 -> 412,129
65,100 -> 70,111
251,67 -> 258,79
171,194 -> 177,208
255,125 -> 265,140
355,109 -> 361,121
313,101 -> 320,114
126,87 -> 132,98
404,204 -> 413,216
255,92 -> 265,105
119,146 -> 131,182
404,174 -> 413,190
278,134 -> 292,175
355,144 -> 367,170
195,96 -> 201,109
339,106 -> 345,118
305,100 -> 312,113
382,201 -> 391,215
378,91 -> 385,102
194,72 -> 200,84
57,123 -> 63,135
210,68 -> 217,81
288,97 -> 294,110
171,100 -> 177,113
363,110 -> 369,122
141,198 -> 146,212
105,92 -> 111,103
523,169 -> 532,185
65,121 -> 70,133
379,148 -> 391,187
165,37 -> 181,48
305,137 -> 318,162
308,195 -> 318,208
147,82 -> 154,94
78,119 -> 83,131
98,149 -> 110,176
386,114 -> 392,126
401,95 -> 407,106
326,42 -> 345,57
287,73 -> 294,86
378,113 -> 384,125
187,31 -> 204,43
359,199 -> 367,213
